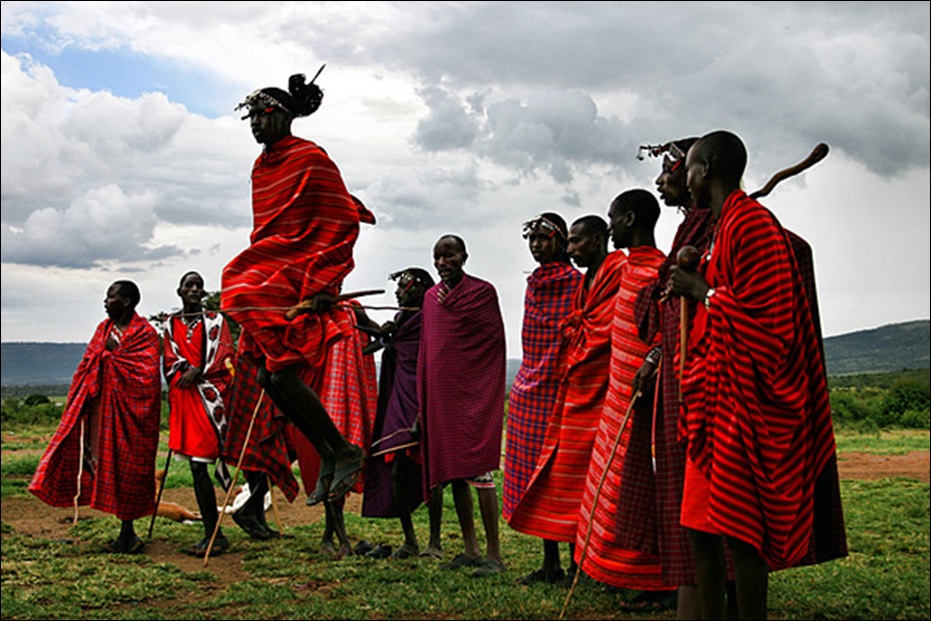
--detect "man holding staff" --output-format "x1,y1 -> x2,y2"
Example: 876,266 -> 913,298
668,130 -> 846,619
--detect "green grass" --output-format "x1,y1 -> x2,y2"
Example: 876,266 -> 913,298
2,419 -> 928,619
834,428 -> 930,454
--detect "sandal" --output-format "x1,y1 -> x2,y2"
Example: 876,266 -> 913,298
306,460 -> 334,506
515,567 -> 565,585
104,535 -> 144,554
327,446 -> 366,500
439,553 -> 483,571
187,535 -> 230,557
232,511 -> 272,540
391,543 -> 419,560
618,590 -> 676,612
472,558 -> 506,577
365,544 -> 393,559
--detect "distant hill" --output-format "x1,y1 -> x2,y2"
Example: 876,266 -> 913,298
2,319 -> 929,387
822,319 -> 929,375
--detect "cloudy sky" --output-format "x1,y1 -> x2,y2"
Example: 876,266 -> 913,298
2,1 -> 929,359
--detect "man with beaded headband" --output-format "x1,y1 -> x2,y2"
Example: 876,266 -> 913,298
221,68 -> 374,537
503,213 -> 582,585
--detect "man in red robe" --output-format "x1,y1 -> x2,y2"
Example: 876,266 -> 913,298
629,137 -> 717,615
163,271 -> 235,556
507,215 -> 623,581
669,130 -> 847,619
574,190 -> 670,599
30,281 -> 161,554
419,235 -> 507,577
503,212 -> 582,585
222,72 -> 373,515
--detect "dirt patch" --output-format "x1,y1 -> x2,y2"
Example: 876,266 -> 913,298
835,450 -> 929,483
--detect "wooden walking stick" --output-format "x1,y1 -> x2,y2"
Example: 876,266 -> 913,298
676,246 -> 702,404
148,448 -> 173,538
204,388 -> 265,565
73,417 -> 86,525
560,388 -> 646,620
267,473 -> 284,535
750,143 -> 829,200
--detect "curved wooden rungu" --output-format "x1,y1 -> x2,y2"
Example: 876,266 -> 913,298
750,143 -> 830,200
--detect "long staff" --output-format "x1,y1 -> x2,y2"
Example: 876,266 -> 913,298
204,388 -> 265,565
560,387 -> 645,620
750,143 -> 829,200
147,448 -> 174,537
267,473 -> 284,534
73,417 -> 85,524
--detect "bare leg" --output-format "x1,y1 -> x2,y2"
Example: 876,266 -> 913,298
233,470 -> 273,540
392,456 -> 420,553
259,365 -> 363,500
676,585 -> 700,620
689,528 -> 727,620
421,484 -> 444,557
191,461 -> 227,550
476,487 -> 502,565
727,536 -> 769,621
451,480 -> 481,559
322,496 -> 352,558
542,539 -> 562,575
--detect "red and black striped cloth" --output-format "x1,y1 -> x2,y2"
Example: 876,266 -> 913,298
680,190 -> 847,570
629,206 -> 715,585
507,251 -> 626,542
30,313 -> 162,521
575,246 -> 668,589
221,135 -> 370,373
503,262 -> 582,522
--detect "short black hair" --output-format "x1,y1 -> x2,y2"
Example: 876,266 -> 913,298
694,130 -> 747,186
572,214 -> 608,241
437,234 -> 467,254
112,280 -> 141,308
178,270 -> 203,287
612,189 -> 660,230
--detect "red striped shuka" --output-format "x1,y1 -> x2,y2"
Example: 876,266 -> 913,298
574,246 -> 669,590
221,135 -> 372,374
503,261 -> 582,523
292,301 -> 378,497
29,313 -> 162,521
628,206 -> 715,585
679,190 -> 847,571
507,250 -> 626,542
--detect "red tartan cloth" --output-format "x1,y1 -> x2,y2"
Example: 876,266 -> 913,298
628,206 -> 714,585
221,135 -> 366,373
680,190 -> 847,570
419,274 -> 506,496
503,262 -> 582,522
164,312 -> 235,460
508,251 -> 626,542
575,246 -> 668,589
29,313 -> 162,521
292,302 -> 377,496
222,352 -> 300,502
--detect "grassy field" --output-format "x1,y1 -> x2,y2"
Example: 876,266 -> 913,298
1,418 -> 928,620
